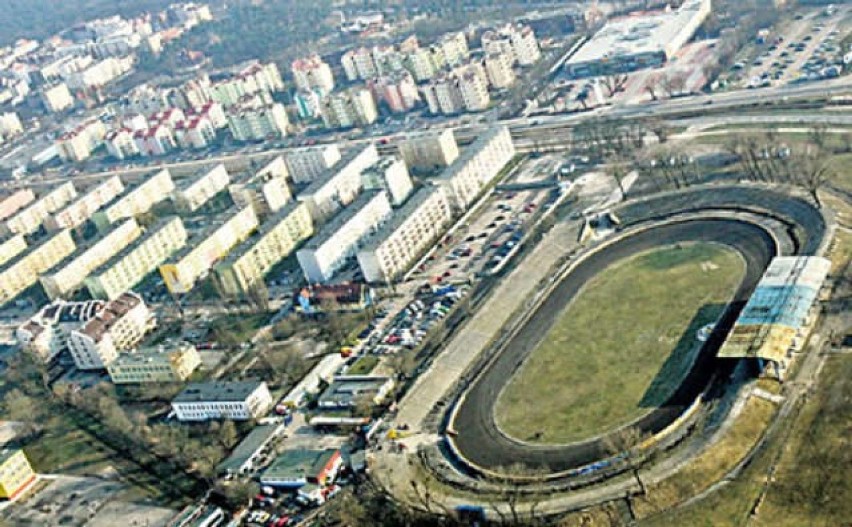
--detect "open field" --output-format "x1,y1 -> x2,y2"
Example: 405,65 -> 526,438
495,243 -> 746,444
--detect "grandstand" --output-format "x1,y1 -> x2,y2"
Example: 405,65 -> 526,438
718,256 -> 830,379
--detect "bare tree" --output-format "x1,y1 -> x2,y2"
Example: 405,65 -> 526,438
807,123 -> 830,152
793,146 -> 836,208
601,73 -> 629,98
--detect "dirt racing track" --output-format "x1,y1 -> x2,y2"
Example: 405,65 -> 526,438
441,186 -> 828,479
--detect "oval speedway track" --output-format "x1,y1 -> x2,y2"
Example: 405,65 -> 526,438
448,218 -> 778,473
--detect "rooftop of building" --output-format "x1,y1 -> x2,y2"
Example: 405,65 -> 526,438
217,201 -> 306,267
318,375 -> 392,407
216,423 -> 281,474
358,186 -> 443,252
261,448 -> 339,480
169,206 -> 254,262
111,340 -> 196,365
175,162 -> 227,191
77,291 -> 144,342
87,216 -> 183,278
173,380 -> 266,403
299,146 -> 375,197
295,282 -> 370,306
302,190 -> 386,250
0,229 -> 72,275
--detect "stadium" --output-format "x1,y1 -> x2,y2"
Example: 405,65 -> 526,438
430,185 -> 830,485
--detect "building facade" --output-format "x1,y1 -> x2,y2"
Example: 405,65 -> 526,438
3,182 -> 77,236
285,145 -> 342,184
0,229 -> 75,305
173,163 -> 230,212
44,175 -> 124,231
171,381 -> 273,422
397,129 -> 459,173
92,168 -> 174,232
0,449 -> 36,500
16,299 -> 105,362
107,341 -> 202,384
296,144 -> 378,221
360,156 -> 413,207
436,126 -> 515,210
228,156 -> 292,218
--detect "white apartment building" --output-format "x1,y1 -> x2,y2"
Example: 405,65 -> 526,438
296,190 -> 392,283
421,74 -> 464,116
171,381 -> 273,422
404,47 -> 438,82
159,206 -> 259,294
485,51 -> 516,89
57,119 -> 107,162
357,186 -> 453,283
214,201 -> 314,297
0,229 -> 76,305
92,169 -> 174,232
16,299 -> 105,362
457,63 -> 491,112
105,128 -> 140,160
69,292 -> 155,370
86,216 -> 187,300
436,126 -> 515,210
361,156 -> 413,207
0,189 -> 35,223
291,54 -> 335,95
398,129 -> 460,173
2,182 -> 77,236
41,83 -> 74,113
285,144 -> 342,184
174,115 -> 216,150
482,24 -> 540,66
227,100 -> 289,141
44,175 -> 124,231
297,144 -> 378,221
40,219 -> 141,299
133,124 -> 176,156
173,163 -> 230,212
341,47 -> 378,81
0,234 -> 26,267
320,88 -> 378,130
0,112 -> 23,138
437,32 -> 470,67
228,156 -> 292,218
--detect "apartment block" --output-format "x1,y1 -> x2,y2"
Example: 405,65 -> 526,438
227,100 -> 289,141
41,82 -> 74,113
56,119 -> 107,162
159,206 -> 259,294
0,234 -> 26,267
291,54 -> 335,95
44,175 -> 124,231
357,187 -> 453,283
228,156 -> 292,219
69,292 -> 155,370
285,145 -> 341,184
0,449 -> 36,500
85,216 -> 187,300
320,87 -> 378,130
0,112 -> 23,138
107,341 -> 202,384
296,190 -> 392,283
457,63 -> 491,112
16,299 -> 105,362
297,144 -> 378,221
361,156 -> 413,207
92,168 -> 174,232
421,74 -> 464,116
214,201 -> 313,297
436,126 -> 515,211
3,182 -> 76,236
367,71 -> 420,113
173,163 -> 230,213
104,128 -> 140,160
397,129 -> 459,173
0,189 -> 35,222
40,219 -> 142,300
485,51 -> 516,89
482,24 -> 540,66
0,229 -> 75,305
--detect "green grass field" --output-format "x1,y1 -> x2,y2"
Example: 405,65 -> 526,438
495,243 -> 746,444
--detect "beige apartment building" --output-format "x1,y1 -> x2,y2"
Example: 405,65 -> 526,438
228,156 -> 291,219
44,175 -> 124,231
214,201 -> 313,297
0,229 -> 75,304
436,126 -> 515,210
107,341 -> 201,384
92,168 -> 174,232
173,163 -> 231,213
0,234 -> 27,267
285,144 -> 341,184
3,182 -> 76,236
397,129 -> 459,173
0,189 -> 35,222
85,216 -> 187,300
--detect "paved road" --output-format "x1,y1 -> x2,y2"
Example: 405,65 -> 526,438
449,218 -> 777,472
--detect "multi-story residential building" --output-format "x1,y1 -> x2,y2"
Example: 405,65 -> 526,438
174,75 -> 213,111
92,169 -> 174,232
2,182 -> 76,236
40,219 -> 141,300
214,201 -> 313,297
286,144 -> 342,184
174,115 -> 216,150
228,156 -> 291,218
511,25 -> 541,66
0,449 -> 36,500
86,216 -> 187,300
435,126 -> 515,211
437,32 -> 470,67
341,47 -> 378,81
0,234 -> 26,267
150,107 -> 186,129
0,189 -> 35,223
403,47 -> 438,83
297,191 -> 392,283
0,112 -> 23,138
159,206 -> 259,294
69,292 -> 155,370
367,71 -> 419,113
293,89 -> 324,120
107,341 -> 202,384
361,156 -> 413,207
457,63 -> 491,112
227,99 -> 289,141
133,124 -> 177,156
398,129 -> 460,173
104,128 -> 141,160
297,144 -> 378,221
0,229 -> 76,304
44,176 -> 124,232
57,119 -> 107,162
195,101 -> 228,129
357,187 -> 452,283
172,163 -> 230,213
121,113 -> 149,132
64,56 -> 133,90
41,82 -> 74,113
291,54 -> 335,95
171,381 -> 273,422
16,298 -> 105,362
485,51 -> 516,89
319,88 -> 378,130
421,74 -> 464,116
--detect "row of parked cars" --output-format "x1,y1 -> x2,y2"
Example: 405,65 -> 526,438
374,285 -> 469,353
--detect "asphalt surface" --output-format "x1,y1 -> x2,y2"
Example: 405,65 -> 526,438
449,218 -> 777,472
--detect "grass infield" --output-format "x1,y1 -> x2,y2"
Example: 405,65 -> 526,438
495,242 -> 746,444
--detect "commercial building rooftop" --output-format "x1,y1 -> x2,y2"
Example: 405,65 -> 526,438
173,380 -> 265,404
261,449 -> 338,481
216,423 -> 281,474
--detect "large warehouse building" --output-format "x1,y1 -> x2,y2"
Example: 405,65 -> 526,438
564,0 -> 711,78
718,256 -> 830,379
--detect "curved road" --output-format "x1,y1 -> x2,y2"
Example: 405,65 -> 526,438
450,218 -> 777,472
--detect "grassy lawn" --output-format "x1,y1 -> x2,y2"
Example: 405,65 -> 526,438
211,312 -> 270,344
829,152 -> 852,193
495,243 -> 746,444
347,355 -> 379,376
